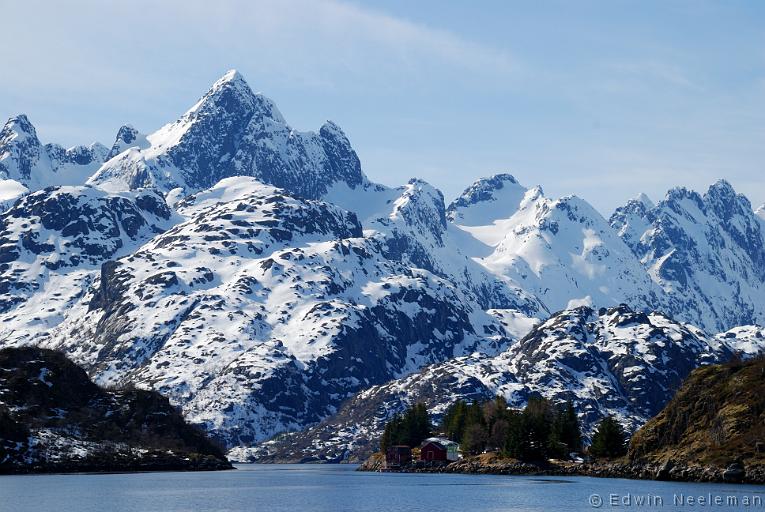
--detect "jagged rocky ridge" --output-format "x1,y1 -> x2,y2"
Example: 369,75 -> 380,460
450,175 -> 664,316
0,115 -> 108,192
0,71 -> 763,462
0,346 -> 231,473
611,181 -> 765,332
89,70 -> 366,199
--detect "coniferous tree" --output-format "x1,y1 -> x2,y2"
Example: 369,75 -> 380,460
560,401 -> 582,453
379,403 -> 432,451
380,420 -> 392,453
413,403 -> 431,443
504,409 -> 526,459
442,400 -> 468,442
522,395 -> 553,461
589,416 -> 627,458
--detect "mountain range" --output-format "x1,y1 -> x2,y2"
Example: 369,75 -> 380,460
1,70 -> 763,460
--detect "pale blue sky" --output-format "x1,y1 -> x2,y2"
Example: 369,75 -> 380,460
2,0 -> 763,213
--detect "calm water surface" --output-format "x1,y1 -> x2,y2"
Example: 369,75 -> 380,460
1,464 -> 763,512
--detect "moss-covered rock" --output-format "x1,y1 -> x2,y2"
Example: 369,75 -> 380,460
628,356 -> 765,480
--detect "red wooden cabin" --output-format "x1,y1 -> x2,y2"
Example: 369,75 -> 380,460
420,441 -> 447,461
419,437 -> 459,461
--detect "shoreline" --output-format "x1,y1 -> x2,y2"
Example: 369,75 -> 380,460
0,466 -> 236,477
357,453 -> 765,485
0,455 -> 234,476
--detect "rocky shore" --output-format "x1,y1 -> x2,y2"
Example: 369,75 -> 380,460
358,452 -> 765,484
1,451 -> 233,475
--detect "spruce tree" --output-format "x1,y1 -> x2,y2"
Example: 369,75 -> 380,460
381,421 -> 392,453
379,403 -> 432,451
442,400 -> 468,442
589,416 -> 627,458
561,402 -> 582,453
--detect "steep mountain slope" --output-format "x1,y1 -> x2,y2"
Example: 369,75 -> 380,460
0,186 -> 174,343
0,114 -> 107,193
246,305 -> 740,462
0,346 -> 231,473
89,70 -> 366,199
628,356 -> 765,482
449,175 -> 663,314
326,177 -> 544,314
611,180 -> 765,331
41,177 -> 526,447
447,173 -> 529,226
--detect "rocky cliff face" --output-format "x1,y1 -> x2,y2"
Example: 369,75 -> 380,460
0,346 -> 230,473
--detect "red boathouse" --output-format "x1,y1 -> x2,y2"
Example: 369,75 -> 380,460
419,438 -> 459,462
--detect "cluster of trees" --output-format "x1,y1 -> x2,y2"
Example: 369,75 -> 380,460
379,396 -> 628,461
379,403 -> 432,453
441,396 -> 583,461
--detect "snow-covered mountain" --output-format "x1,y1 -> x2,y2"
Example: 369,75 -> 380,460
327,177 -> 544,313
248,304 -> 754,462
0,70 -> 764,460
33,177 -> 528,446
0,115 -> 109,207
89,70 -> 366,199
0,186 -> 173,343
611,181 -> 765,332
448,174 -> 663,314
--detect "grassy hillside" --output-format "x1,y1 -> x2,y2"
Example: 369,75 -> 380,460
629,356 -> 765,469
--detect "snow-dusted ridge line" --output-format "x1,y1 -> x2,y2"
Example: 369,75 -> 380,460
611,179 -> 765,332
0,114 -> 108,203
448,174 -> 664,319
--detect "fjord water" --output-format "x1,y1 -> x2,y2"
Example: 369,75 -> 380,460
1,464 -> 762,512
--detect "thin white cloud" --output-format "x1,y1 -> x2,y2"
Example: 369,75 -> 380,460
171,0 -> 518,88
0,0 -> 517,144
0,0 -> 514,90
607,59 -> 700,90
